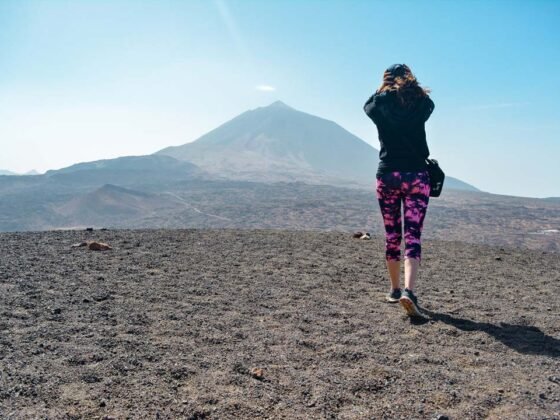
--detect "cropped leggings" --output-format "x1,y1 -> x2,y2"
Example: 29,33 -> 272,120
376,171 -> 430,261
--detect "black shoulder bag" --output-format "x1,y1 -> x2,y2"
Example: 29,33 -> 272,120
425,158 -> 445,197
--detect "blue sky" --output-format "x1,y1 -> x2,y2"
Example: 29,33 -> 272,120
0,0 -> 559,197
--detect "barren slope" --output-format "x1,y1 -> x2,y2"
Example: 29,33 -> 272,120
0,229 -> 558,419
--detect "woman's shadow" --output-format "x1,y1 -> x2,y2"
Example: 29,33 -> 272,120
412,309 -> 560,358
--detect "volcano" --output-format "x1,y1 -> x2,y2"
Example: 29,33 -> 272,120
157,101 -> 478,191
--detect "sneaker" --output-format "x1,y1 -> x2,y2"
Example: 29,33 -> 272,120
385,288 -> 401,303
399,288 -> 422,317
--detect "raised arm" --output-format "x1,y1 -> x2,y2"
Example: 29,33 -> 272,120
363,92 -> 381,123
423,96 -> 435,122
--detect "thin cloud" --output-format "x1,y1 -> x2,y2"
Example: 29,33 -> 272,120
255,85 -> 276,92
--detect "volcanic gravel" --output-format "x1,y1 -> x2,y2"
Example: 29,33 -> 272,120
0,229 -> 559,419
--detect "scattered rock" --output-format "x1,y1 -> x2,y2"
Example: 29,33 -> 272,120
71,241 -> 112,251
353,232 -> 371,240
88,241 -> 112,251
432,415 -> 449,420
92,293 -> 111,302
82,374 -> 102,383
250,367 -> 264,380
549,376 -> 560,384
187,411 -> 209,420
232,362 -> 247,375
170,367 -> 193,380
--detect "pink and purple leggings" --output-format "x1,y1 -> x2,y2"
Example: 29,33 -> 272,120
376,171 -> 430,261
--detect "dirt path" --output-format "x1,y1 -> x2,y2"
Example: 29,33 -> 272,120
163,192 -> 232,222
0,229 -> 558,419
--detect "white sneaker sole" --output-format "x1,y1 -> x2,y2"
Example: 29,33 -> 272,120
400,296 -> 422,317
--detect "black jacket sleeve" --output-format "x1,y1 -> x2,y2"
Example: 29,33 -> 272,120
364,93 -> 381,124
423,96 -> 435,122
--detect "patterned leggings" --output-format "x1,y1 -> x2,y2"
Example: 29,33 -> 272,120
376,171 -> 430,261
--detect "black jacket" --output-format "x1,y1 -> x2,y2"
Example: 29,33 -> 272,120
364,90 -> 434,175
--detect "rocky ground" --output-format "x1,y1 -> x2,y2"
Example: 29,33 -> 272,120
0,229 -> 559,419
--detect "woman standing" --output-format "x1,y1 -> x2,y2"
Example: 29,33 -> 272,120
363,64 -> 434,317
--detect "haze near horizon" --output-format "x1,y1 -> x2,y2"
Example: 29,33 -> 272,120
1,0 -> 559,197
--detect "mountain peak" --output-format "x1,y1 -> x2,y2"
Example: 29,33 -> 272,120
266,100 -> 292,110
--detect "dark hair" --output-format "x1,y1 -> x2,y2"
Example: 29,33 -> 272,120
377,64 -> 430,107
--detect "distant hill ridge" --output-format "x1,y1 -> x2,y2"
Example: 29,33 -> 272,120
44,155 -> 207,187
0,169 -> 40,176
157,101 -> 479,191
46,155 -> 199,176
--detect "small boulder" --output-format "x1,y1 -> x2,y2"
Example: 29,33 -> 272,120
71,241 -> 112,251
250,367 -> 264,380
88,241 -> 112,251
